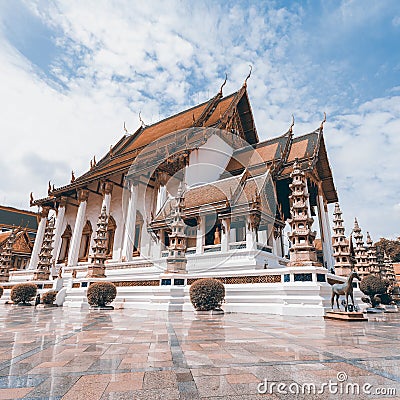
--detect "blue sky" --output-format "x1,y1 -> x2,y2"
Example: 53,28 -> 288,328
0,0 -> 399,241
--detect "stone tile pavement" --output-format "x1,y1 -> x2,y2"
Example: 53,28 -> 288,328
0,307 -> 398,399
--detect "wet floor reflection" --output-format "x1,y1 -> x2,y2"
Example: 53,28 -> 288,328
0,307 -> 398,399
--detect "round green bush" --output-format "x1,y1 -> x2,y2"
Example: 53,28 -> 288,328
189,278 -> 225,311
11,283 -> 37,305
360,275 -> 387,307
87,282 -> 117,307
41,290 -> 57,305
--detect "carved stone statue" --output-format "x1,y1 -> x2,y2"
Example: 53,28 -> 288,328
71,269 -> 77,279
331,270 -> 361,312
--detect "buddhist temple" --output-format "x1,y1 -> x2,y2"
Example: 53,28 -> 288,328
0,82 -> 355,315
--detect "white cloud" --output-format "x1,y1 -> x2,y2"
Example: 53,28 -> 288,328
0,0 -> 398,241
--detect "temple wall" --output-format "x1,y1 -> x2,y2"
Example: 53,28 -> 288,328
186,134 -> 233,187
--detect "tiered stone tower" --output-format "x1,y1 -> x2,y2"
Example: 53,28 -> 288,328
353,218 -> 369,278
332,203 -> 353,276
287,160 -> 321,267
166,182 -> 187,273
0,229 -> 17,282
34,218 -> 55,280
87,206 -> 109,278
366,232 -> 379,276
383,252 -> 396,284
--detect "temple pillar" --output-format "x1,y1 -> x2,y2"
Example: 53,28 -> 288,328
51,197 -> 67,263
28,206 -> 50,270
221,218 -> 229,252
121,180 -> 138,261
102,182 -> 113,214
246,215 -> 257,251
67,189 -> 89,267
196,216 -> 205,254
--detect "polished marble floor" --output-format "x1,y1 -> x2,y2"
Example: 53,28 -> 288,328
0,306 -> 399,399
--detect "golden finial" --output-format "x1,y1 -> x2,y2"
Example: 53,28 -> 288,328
123,121 -> 128,134
289,114 -> 295,134
93,155 -> 96,165
48,181 -> 52,195
71,171 -> 75,183
90,160 -> 93,169
30,192 -> 34,206
109,145 -> 113,157
244,65 -> 252,87
320,112 -> 326,131
219,73 -> 227,95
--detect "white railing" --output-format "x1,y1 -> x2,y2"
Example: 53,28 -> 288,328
229,241 -> 246,250
204,244 -> 221,253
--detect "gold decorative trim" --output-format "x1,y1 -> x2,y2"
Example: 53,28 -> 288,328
187,275 -> 281,285
72,282 -> 80,288
113,280 -> 160,287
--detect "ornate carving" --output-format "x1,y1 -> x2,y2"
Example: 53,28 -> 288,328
59,196 -> 68,208
40,206 -> 50,219
102,182 -> 113,195
77,189 -> 89,203
249,211 -> 261,232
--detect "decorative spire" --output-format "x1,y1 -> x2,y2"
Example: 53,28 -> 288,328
0,229 -> 17,282
166,182 -> 187,273
320,112 -> 326,131
33,217 -> 55,280
87,205 -> 109,278
71,171 -> 75,183
243,65 -> 252,87
218,73 -> 227,96
331,203 -> 353,276
366,232 -> 379,276
289,114 -> 295,134
287,160 -> 320,267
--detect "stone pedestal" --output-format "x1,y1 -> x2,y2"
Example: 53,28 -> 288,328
324,311 -> 368,321
86,265 -> 106,278
33,270 -> 50,280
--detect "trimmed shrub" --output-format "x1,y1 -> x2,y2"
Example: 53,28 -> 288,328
190,278 -> 225,311
0,287 -> 3,298
11,283 -> 37,305
41,291 -> 57,305
360,275 -> 387,307
87,282 -> 117,307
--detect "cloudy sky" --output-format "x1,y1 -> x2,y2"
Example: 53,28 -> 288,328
0,0 -> 399,240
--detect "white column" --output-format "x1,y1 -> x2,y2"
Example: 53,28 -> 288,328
67,189 -> 89,267
196,216 -> 205,254
102,182 -> 113,214
51,197 -> 67,262
221,218 -> 229,252
246,215 -> 257,251
28,206 -> 50,269
318,193 -> 334,270
121,180 -> 137,261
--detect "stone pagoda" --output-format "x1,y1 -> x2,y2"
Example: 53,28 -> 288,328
353,218 -> 369,278
34,217 -> 55,280
166,182 -> 187,273
287,160 -> 320,267
87,206 -> 109,278
332,203 -> 353,276
366,232 -> 379,276
0,229 -> 17,282
383,252 -> 396,284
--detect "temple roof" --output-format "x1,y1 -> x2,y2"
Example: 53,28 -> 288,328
0,229 -> 33,254
42,86 -> 258,200
0,205 -> 38,232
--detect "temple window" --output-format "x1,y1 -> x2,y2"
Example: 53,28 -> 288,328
78,220 -> 92,262
106,216 -> 116,258
58,224 -> 72,263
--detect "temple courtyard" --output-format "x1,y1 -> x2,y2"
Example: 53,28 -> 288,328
0,308 -> 398,400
